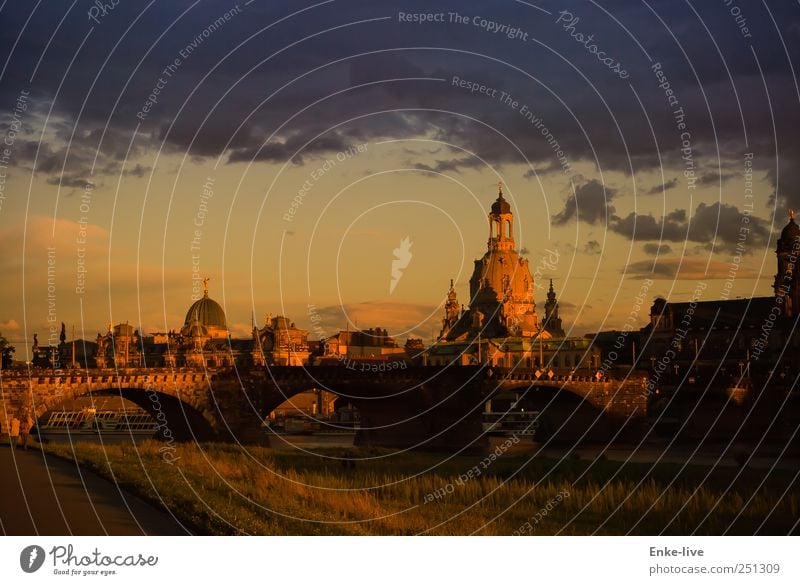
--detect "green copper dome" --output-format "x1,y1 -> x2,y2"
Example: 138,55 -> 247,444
184,290 -> 227,329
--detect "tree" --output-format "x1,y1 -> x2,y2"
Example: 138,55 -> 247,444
0,331 -> 15,369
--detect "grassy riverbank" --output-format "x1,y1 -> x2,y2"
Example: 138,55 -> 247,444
44,441 -> 798,535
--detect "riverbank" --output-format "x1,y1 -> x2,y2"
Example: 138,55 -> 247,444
0,441 -> 189,535
41,440 -> 799,535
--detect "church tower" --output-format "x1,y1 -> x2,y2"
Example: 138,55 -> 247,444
487,184 -> 515,252
543,279 -> 566,338
775,210 -> 800,317
437,183 -> 542,340
439,279 -> 461,339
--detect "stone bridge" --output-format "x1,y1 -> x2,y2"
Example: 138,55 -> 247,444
487,368 -> 648,418
0,365 -> 648,449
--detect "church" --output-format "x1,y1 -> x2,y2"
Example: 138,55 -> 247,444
639,211 -> 800,390
427,185 -> 598,371
89,280 -> 310,369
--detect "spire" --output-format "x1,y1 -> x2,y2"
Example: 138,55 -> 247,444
203,277 -> 210,298
446,279 -> 458,303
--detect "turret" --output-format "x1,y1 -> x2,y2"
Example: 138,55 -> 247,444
487,182 -> 515,252
775,210 -> 800,317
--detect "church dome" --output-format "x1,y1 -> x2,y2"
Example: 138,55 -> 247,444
184,291 -> 227,329
781,215 -> 800,242
184,322 -> 209,338
491,192 -> 511,215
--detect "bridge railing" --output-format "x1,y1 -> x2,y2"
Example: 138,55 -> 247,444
488,367 -> 607,382
0,367 -> 214,386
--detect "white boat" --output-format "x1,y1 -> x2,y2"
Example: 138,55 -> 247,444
34,407 -> 158,444
482,410 -> 541,437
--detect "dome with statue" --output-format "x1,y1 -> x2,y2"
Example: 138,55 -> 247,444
182,279 -> 228,339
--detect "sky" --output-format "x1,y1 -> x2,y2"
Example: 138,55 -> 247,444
0,0 -> 798,356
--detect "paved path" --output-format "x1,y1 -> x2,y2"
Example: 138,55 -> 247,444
0,442 -> 189,535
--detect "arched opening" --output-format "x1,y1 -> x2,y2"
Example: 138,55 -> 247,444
483,385 -> 610,443
504,219 -> 511,239
263,387 -> 358,446
36,388 -> 216,443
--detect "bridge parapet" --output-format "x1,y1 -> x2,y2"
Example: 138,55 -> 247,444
488,367 -> 649,419
1,364 -> 649,447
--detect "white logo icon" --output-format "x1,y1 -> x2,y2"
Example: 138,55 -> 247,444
20,545 -> 46,573
390,236 -> 413,294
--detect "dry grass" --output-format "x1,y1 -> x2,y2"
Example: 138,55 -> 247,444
44,441 -> 800,535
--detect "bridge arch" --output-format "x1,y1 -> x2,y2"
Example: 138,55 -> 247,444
37,386 -> 216,442
486,382 -> 613,442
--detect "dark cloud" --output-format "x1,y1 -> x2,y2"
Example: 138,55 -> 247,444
0,0 -> 798,208
584,240 -> 602,255
552,175 -> 771,253
625,260 -> 675,279
697,172 -> 735,187
643,243 -> 672,256
625,257 -> 762,280
645,178 -> 678,195
46,175 -> 94,189
412,156 -> 485,174
610,202 -> 770,254
552,179 -> 617,226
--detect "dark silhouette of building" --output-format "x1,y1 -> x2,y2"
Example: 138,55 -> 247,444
543,279 -> 566,338
639,212 -> 800,390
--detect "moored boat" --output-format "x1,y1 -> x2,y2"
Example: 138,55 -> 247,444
34,407 -> 158,444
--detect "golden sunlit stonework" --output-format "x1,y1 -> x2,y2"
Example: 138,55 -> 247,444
430,186 -> 599,370
440,185 -> 541,341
